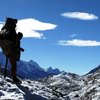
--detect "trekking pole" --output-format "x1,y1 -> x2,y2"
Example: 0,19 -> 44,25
4,56 -> 8,79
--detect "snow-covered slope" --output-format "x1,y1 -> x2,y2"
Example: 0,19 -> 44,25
0,74 -> 48,100
1,65 -> 100,99
0,71 -> 80,100
38,68 -> 100,100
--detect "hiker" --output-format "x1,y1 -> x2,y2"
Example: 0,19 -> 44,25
0,17 -> 24,83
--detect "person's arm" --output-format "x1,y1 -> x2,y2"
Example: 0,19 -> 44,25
19,47 -> 24,52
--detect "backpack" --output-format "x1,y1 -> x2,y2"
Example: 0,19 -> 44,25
0,18 -> 17,56
0,30 -> 13,56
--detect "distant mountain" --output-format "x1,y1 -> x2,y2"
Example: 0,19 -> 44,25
46,67 -> 61,75
0,52 -> 61,79
87,64 -> 100,74
17,60 -> 49,79
0,52 -> 49,79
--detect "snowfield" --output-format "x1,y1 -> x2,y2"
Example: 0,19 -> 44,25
1,68 -> 100,100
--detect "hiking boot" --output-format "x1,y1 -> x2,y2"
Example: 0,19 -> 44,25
13,77 -> 21,84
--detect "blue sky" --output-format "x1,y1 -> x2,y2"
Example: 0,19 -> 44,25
0,0 -> 100,75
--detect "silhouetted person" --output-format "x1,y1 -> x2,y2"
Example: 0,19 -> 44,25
0,17 -> 24,83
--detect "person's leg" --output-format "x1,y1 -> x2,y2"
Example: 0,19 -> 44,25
9,56 -> 20,83
9,56 -> 17,78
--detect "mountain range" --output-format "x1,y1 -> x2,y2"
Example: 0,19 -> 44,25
1,52 -> 100,99
0,52 -> 61,79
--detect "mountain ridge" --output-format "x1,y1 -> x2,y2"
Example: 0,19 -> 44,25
0,52 -> 61,79
87,64 -> 100,74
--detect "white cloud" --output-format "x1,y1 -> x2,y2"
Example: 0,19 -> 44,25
0,18 -> 57,39
58,39 -> 100,46
0,22 -> 4,29
61,12 -> 98,20
16,18 -> 57,39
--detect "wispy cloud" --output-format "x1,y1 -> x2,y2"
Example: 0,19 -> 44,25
0,18 -> 57,39
61,12 -> 98,20
70,33 -> 77,37
58,39 -> 100,46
